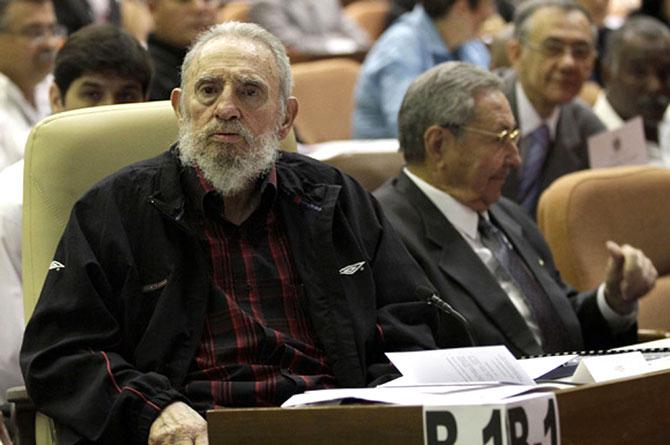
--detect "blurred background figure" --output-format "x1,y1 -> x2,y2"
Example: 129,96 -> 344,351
595,15 -> 670,164
52,0 -> 121,34
0,0 -> 63,171
249,0 -> 371,57
146,0 -> 218,100
352,0 -> 493,139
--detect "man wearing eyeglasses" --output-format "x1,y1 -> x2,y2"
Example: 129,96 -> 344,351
498,0 -> 606,217
0,0 -> 64,171
375,61 -> 657,356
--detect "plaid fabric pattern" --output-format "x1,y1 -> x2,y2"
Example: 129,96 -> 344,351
183,168 -> 336,410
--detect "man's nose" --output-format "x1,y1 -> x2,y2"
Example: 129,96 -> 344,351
507,142 -> 523,168
214,86 -> 241,121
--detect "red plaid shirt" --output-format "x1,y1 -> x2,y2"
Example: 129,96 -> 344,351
183,167 -> 336,410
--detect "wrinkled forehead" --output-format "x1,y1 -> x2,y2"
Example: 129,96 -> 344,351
184,37 -> 280,93
527,7 -> 593,42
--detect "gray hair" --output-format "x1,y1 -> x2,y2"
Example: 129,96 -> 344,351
603,16 -> 670,74
513,0 -> 594,42
179,21 -> 292,107
398,61 -> 503,164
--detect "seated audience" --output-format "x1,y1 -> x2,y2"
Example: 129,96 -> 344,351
0,0 -> 63,171
249,0 -> 370,57
146,0 -> 217,100
20,22 -> 439,444
499,0 -> 606,217
375,61 -> 658,356
0,22 -> 152,407
594,15 -> 670,164
352,0 -> 493,139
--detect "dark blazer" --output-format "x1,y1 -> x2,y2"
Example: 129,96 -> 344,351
374,172 -> 637,357
54,0 -> 121,34
498,70 -> 606,216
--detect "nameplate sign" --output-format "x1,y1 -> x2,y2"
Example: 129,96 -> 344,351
423,392 -> 559,445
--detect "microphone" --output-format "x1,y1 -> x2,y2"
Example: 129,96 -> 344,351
415,285 -> 476,347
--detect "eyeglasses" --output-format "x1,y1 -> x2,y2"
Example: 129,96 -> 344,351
0,23 -> 67,45
441,124 -> 521,146
523,38 -> 595,61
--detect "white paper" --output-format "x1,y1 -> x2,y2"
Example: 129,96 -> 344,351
588,116 -> 648,168
517,355 -> 577,379
281,383 -> 541,408
386,346 -> 535,386
571,351 -> 648,383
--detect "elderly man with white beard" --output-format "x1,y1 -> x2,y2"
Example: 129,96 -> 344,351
20,21 -> 440,445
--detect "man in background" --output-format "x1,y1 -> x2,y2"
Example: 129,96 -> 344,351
376,61 -> 657,357
500,0 -> 605,217
0,23 -> 152,412
0,0 -> 63,171
594,15 -> 670,164
146,0 -> 217,100
249,0 -> 370,57
353,0 -> 493,139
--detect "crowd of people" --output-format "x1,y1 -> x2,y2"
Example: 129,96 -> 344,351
0,0 -> 668,444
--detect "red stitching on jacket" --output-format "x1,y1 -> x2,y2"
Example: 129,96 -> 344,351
101,352 -> 161,412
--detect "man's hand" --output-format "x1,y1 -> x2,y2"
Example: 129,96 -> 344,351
148,401 -> 208,445
604,241 -> 657,315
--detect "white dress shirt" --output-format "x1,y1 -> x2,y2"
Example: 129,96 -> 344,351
0,73 -> 50,171
0,160 -> 24,403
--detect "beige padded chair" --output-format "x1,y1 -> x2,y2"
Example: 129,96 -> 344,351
291,58 -> 360,144
537,165 -> 670,331
344,0 -> 390,42
18,100 -> 297,445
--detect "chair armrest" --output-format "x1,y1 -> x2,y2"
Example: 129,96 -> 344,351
5,386 -> 35,445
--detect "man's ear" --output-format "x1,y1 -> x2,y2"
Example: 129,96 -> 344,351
424,125 -> 448,165
48,82 -> 64,113
506,38 -> 522,67
170,88 -> 183,121
278,96 -> 298,140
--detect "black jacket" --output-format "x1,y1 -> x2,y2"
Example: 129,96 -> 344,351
21,149 -> 438,444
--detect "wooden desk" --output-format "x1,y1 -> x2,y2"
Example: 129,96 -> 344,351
208,370 -> 670,444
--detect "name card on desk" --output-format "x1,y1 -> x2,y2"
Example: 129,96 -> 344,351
424,392 -> 559,445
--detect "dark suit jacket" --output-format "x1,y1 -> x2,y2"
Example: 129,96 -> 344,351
499,70 -> 606,216
374,172 -> 636,356
54,0 -> 121,34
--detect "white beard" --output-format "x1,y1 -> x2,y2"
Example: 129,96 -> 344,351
177,118 -> 279,197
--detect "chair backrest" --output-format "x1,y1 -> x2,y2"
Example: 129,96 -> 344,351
310,139 -> 403,191
537,165 -> 670,330
22,100 -> 297,320
344,0 -> 391,42
218,1 -> 250,22
291,58 -> 360,144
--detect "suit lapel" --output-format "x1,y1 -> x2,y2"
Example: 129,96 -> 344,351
396,175 -> 541,354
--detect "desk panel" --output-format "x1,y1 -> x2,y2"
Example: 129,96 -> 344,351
208,370 -> 670,444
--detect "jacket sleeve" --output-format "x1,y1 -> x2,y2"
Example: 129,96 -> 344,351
340,176 -> 440,384
20,188 -> 185,445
